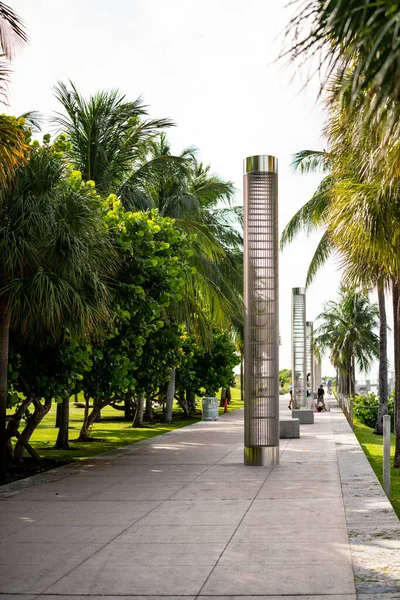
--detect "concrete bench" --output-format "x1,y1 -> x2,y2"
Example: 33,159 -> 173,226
280,417 -> 300,438
292,408 -> 314,424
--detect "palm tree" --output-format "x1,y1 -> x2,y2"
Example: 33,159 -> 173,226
54,86 -> 243,418
53,81 -> 174,197
283,19 -> 400,460
131,133 -> 243,321
282,103 -> 394,434
284,0 -> 400,124
126,134 -> 243,421
0,5 -> 29,186
0,143 -> 115,482
0,2 -> 27,98
56,95 -> 243,339
280,149 -> 332,286
314,286 -> 379,396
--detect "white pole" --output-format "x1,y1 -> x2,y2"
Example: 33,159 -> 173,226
383,414 -> 391,499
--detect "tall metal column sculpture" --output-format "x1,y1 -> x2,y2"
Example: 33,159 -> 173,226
306,321 -> 313,405
244,155 -> 279,466
292,288 -> 307,409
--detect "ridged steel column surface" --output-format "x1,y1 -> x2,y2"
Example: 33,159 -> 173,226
244,155 -> 279,466
306,321 -> 313,399
292,288 -> 307,409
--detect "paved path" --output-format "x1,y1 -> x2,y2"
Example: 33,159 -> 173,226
0,395 -> 399,599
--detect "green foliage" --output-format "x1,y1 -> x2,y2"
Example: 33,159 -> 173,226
2,87 -> 243,463
353,418 -> 400,518
0,142 -> 115,340
279,368 -> 291,384
314,285 -> 379,375
81,201 -> 191,402
285,0 -> 400,126
120,133 -> 243,342
7,338 -> 93,408
353,392 -> 395,431
279,368 -> 291,393
134,323 -> 185,397
176,328 -> 239,397
53,81 -> 173,196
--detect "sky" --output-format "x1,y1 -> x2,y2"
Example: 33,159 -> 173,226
7,0 -> 389,381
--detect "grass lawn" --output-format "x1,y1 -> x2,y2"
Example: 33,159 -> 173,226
8,386 -> 243,471
353,418 -> 400,519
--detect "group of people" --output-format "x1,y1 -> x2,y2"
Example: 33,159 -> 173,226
285,381 -> 328,412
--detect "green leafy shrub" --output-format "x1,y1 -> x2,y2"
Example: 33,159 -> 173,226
353,392 -> 394,430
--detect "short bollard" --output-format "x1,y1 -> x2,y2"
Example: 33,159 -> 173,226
383,414 -> 391,499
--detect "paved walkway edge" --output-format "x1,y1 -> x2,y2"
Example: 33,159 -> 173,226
331,407 -> 400,598
0,414 -> 218,499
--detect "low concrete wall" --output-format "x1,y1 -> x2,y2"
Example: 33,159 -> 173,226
280,417 -> 300,438
292,408 -> 314,424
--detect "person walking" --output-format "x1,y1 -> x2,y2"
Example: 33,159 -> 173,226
288,384 -> 293,410
316,384 -> 326,411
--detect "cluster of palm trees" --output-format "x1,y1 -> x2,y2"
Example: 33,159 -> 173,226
282,0 -> 400,466
52,82 -> 243,337
312,286 -> 380,398
0,5 -> 243,484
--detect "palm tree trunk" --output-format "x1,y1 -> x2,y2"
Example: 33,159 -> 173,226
0,306 -> 11,484
132,392 -> 144,427
54,395 -> 70,449
375,282 -> 388,435
165,369 -> 175,424
351,356 -> 356,397
240,355 -> 244,401
393,279 -> 400,467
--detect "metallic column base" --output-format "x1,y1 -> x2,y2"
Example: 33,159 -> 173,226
244,446 -> 279,466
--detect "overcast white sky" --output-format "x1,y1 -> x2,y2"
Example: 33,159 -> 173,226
8,0 -> 388,380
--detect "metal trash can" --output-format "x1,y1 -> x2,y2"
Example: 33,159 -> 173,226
202,397 -> 219,421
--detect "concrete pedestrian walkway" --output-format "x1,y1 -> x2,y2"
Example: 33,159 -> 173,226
0,395 -> 399,599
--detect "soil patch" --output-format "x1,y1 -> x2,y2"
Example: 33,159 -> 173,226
6,457 -> 71,484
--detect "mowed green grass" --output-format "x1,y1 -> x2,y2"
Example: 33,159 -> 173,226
11,386 -> 243,465
353,418 -> 400,519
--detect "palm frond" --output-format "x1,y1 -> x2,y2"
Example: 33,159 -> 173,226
0,144 -> 116,343
52,81 -> 174,194
280,175 -> 332,249
0,114 -> 28,188
0,2 -> 27,59
283,0 -> 400,124
305,230 -> 333,287
291,149 -> 331,174
19,111 -> 43,132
